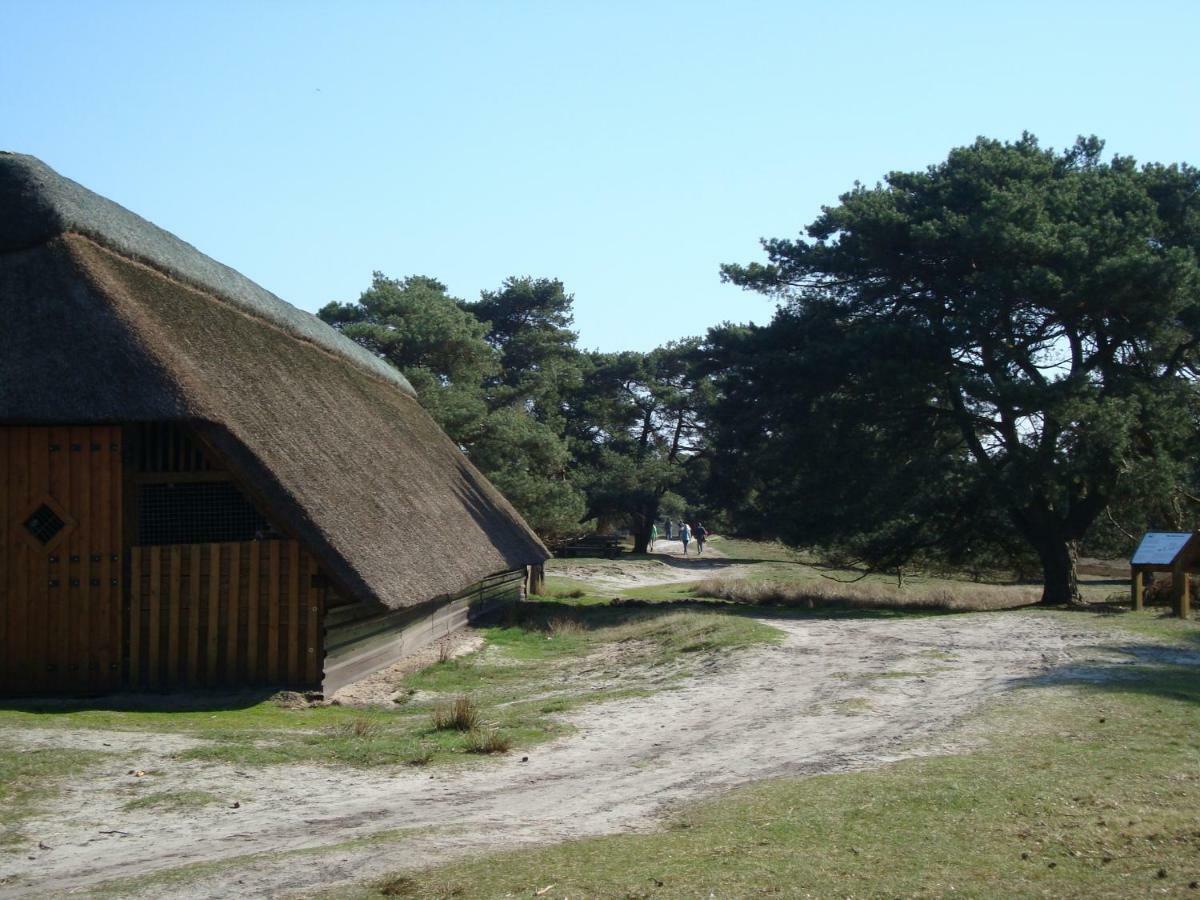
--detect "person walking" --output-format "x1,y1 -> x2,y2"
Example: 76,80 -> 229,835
649,523 -> 658,553
695,522 -> 708,555
680,521 -> 691,556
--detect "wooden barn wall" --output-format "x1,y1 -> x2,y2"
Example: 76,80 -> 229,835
129,540 -> 324,690
322,568 -> 525,694
1,426 -> 123,696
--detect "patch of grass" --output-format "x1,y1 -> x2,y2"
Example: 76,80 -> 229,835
705,535 -> 804,562
355,654 -> 1200,898
693,573 -> 1039,611
1093,608 -> 1200,646
331,717 -> 382,739
121,789 -> 223,812
832,697 -> 874,715
0,601 -> 780,774
0,747 -> 112,851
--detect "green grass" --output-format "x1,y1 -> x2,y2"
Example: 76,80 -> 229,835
122,789 -> 224,812
0,602 -> 780,772
1090,608 -> 1200,646
347,639 -> 1200,899
0,747 -> 112,851
705,534 -> 805,562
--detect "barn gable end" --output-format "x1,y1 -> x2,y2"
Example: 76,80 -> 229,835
0,153 -> 548,697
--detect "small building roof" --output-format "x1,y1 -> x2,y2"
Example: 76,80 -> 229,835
0,152 -> 549,611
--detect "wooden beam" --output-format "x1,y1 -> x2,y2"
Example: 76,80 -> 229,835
1171,559 -> 1189,619
206,544 -> 220,685
129,547 -> 141,688
1131,567 -> 1144,611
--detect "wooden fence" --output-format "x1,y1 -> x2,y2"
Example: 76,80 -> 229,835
129,540 -> 324,689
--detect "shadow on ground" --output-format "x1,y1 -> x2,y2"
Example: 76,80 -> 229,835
0,689 -> 281,715
1011,621 -> 1200,706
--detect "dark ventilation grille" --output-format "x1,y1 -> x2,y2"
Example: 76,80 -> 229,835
132,423 -> 216,474
138,482 -> 272,545
24,504 -> 66,545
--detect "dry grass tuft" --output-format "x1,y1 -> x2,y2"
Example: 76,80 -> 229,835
329,717 -> 381,739
692,576 -> 1038,612
547,617 -> 585,637
464,726 -> 512,754
431,695 -> 480,732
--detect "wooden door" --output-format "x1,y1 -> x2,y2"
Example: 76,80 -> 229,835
1,426 -> 123,695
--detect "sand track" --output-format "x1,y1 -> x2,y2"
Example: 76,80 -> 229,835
0,609 -> 1093,898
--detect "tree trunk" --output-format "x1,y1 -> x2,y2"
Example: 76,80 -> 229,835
632,498 -> 663,556
1036,537 -> 1080,605
633,527 -> 650,555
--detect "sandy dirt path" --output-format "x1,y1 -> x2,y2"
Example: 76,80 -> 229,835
0,607 -> 1097,898
549,541 -> 746,590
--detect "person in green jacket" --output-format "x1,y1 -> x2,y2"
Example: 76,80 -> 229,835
649,523 -> 658,552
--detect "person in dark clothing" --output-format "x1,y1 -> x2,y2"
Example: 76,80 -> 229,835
695,522 -> 708,555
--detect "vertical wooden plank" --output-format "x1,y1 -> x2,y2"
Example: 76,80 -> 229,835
267,541 -> 280,683
226,544 -> 241,684
147,547 -> 161,687
129,546 -> 142,688
45,426 -> 70,693
207,544 -> 221,686
305,555 -> 320,686
70,426 -> 91,692
94,427 -> 113,690
187,545 -> 201,686
27,427 -> 49,694
247,541 -> 260,684
1131,568 -> 1144,611
9,429 -> 30,695
111,426 -> 124,691
167,545 -> 181,686
287,541 -> 300,682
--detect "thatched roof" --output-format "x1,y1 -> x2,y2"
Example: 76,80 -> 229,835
0,152 -> 548,610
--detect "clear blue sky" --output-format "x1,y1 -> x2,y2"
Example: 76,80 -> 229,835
2,0 -> 1196,351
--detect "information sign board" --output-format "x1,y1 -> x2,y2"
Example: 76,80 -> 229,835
1131,532 -> 1193,566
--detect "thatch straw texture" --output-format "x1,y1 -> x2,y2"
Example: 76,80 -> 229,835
0,153 -> 549,610
0,152 -> 413,396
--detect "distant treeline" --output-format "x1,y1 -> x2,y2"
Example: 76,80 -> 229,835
322,134 -> 1200,604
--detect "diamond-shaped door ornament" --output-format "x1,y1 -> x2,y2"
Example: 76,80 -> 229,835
24,504 -> 66,545
17,495 -> 75,552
